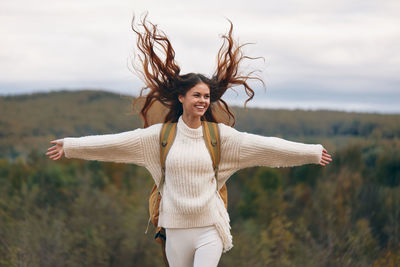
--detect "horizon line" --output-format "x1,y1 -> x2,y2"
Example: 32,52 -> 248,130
1,87 -> 399,116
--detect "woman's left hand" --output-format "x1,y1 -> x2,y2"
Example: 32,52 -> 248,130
319,148 -> 332,166
46,139 -> 65,160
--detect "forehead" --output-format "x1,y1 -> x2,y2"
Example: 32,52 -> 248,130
187,83 -> 210,94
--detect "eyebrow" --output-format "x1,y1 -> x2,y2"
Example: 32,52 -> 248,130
193,92 -> 210,95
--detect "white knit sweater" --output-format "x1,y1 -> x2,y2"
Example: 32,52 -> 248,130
63,116 -> 323,252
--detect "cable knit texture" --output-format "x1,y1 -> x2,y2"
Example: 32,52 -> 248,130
63,116 -> 323,252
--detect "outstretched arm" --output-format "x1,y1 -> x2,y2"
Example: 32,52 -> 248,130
235,130 -> 332,169
45,125 -> 161,166
218,124 -> 332,180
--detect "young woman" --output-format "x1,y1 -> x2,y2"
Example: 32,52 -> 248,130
46,14 -> 332,267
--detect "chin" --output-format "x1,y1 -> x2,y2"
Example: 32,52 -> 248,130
192,110 -> 206,117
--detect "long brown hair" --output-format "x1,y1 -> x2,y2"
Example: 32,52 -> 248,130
131,12 -> 264,127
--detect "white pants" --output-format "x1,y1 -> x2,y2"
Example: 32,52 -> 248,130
165,225 -> 223,267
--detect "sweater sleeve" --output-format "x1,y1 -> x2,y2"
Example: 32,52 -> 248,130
63,124 -> 161,166
238,131 -> 323,169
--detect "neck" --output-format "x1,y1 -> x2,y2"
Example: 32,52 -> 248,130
181,113 -> 202,129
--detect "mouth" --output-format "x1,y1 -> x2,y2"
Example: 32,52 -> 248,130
195,105 -> 206,111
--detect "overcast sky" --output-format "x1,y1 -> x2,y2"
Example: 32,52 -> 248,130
1,0 -> 399,113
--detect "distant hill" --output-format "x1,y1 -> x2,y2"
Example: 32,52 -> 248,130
1,90 -> 399,159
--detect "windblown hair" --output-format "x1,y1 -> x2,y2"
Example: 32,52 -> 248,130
131,12 -> 264,128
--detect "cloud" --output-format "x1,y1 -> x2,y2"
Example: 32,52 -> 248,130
0,0 -> 399,112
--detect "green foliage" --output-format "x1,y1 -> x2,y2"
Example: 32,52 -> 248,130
256,168 -> 283,191
233,107 -> 400,139
0,153 -> 164,267
1,90 -> 400,266
375,149 -> 400,187
220,139 -> 399,266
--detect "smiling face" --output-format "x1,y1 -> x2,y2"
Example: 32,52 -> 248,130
178,82 -> 210,119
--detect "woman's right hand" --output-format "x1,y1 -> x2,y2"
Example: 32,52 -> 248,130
46,139 -> 65,160
319,148 -> 332,166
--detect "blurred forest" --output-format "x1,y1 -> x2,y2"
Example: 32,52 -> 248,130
0,90 -> 399,266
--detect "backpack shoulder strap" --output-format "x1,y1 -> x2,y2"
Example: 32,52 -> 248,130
202,121 -> 221,189
159,122 -> 177,192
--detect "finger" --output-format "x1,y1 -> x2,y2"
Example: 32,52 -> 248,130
322,154 -> 332,160
320,158 -> 331,164
322,155 -> 332,161
46,149 -> 59,156
322,159 -> 331,165
47,146 -> 56,151
50,140 -> 63,145
50,151 -> 61,159
46,148 -> 57,154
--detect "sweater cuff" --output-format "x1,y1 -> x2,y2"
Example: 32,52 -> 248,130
311,144 -> 324,164
63,137 -> 80,159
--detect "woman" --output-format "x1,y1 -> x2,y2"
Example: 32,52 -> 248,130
46,14 -> 332,267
